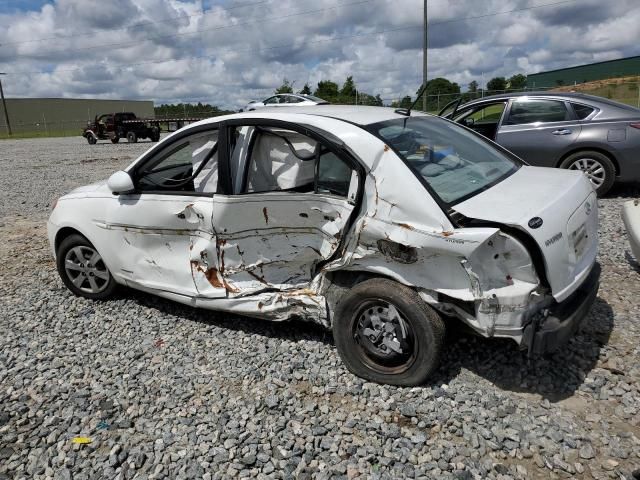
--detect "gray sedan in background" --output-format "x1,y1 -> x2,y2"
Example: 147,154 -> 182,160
441,92 -> 640,195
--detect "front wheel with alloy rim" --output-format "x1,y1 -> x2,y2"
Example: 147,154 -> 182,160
56,234 -> 116,300
333,278 -> 445,386
559,150 -> 615,196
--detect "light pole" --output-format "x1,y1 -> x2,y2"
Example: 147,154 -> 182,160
0,73 -> 12,136
422,0 -> 428,112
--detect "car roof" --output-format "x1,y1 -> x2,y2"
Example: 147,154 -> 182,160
467,91 -> 599,102
209,105 -> 430,126
466,91 -> 637,108
264,105 -> 429,124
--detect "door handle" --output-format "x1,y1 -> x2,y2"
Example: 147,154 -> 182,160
552,129 -> 572,135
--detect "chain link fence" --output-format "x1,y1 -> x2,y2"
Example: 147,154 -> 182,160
2,81 -> 640,138
401,80 -> 640,113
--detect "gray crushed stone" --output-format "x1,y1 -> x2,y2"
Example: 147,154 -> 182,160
1,136 -> 639,479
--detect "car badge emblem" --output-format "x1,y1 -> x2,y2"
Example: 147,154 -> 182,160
528,217 -> 543,229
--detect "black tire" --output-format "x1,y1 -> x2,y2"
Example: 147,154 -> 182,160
86,135 -> 97,145
332,278 -> 445,386
111,136 -> 119,144
56,234 -> 116,300
559,150 -> 615,197
151,128 -> 160,142
126,131 -> 137,143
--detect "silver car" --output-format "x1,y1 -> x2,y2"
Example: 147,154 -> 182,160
441,92 -> 640,195
243,93 -> 328,111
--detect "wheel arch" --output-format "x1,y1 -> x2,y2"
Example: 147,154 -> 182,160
322,269 -> 419,326
54,226 -> 90,254
556,146 -> 620,176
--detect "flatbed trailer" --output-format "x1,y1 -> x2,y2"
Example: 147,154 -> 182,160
122,117 -> 204,133
83,112 -> 205,144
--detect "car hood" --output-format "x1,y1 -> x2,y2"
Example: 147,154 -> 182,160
65,180 -> 110,197
453,166 -> 598,301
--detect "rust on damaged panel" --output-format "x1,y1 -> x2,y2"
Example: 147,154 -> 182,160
190,260 -> 224,289
394,222 -> 415,231
204,267 -> 224,289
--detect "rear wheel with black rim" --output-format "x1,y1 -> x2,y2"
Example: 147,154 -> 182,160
559,150 -> 615,197
126,131 -> 137,143
56,234 -> 116,300
333,278 -> 445,386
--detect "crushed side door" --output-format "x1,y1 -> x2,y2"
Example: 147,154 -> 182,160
211,121 -> 362,297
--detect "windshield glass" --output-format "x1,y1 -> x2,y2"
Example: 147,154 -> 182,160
371,116 -> 519,204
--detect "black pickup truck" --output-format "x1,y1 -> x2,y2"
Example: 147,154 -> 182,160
82,112 -> 161,144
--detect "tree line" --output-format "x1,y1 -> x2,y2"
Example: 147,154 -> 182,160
275,77 -> 384,106
275,73 -> 528,112
154,72 -> 529,116
394,74 -> 528,112
154,103 -> 234,118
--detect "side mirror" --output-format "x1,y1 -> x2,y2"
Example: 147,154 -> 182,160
463,117 -> 475,127
107,170 -> 135,194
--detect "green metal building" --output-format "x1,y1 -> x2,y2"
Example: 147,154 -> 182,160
527,56 -> 640,88
0,98 -> 154,136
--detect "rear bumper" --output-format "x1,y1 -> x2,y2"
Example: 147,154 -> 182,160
523,262 -> 600,356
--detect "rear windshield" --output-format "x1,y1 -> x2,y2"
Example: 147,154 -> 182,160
370,116 -> 519,205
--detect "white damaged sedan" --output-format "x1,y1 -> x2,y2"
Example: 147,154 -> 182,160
48,106 -> 600,386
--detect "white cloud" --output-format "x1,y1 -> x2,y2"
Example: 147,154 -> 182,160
0,0 -> 638,108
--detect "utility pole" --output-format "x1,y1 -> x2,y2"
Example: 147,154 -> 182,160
0,73 -> 12,136
422,0 -> 428,112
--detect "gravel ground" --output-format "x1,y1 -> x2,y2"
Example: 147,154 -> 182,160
1,136 -> 639,480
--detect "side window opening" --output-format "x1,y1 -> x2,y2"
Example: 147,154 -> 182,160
240,126 -> 353,197
246,127 -> 317,193
454,102 -> 507,140
137,130 -> 219,194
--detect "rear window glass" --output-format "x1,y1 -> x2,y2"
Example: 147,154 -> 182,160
505,99 -> 570,125
571,103 -> 595,119
301,95 -> 328,103
371,116 -> 519,205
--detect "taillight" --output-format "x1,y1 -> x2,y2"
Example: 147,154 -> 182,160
630,122 -> 640,130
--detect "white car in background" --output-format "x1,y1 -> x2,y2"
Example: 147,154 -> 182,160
622,199 -> 640,262
242,93 -> 328,111
48,106 -> 600,386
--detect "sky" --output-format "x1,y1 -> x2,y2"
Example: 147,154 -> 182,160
0,0 -> 638,109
